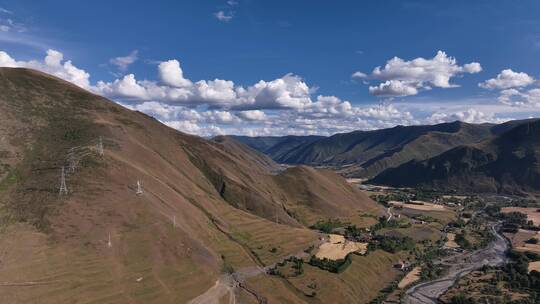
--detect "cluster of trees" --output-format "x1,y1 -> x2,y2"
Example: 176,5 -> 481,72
268,256 -> 304,278
344,225 -> 371,242
507,199 -> 540,208
448,219 -> 467,228
525,238 -> 538,244
499,211 -> 540,232
369,235 -> 415,253
308,254 -> 352,273
485,205 -> 538,232
452,251 -> 540,303
420,260 -> 446,281
454,232 -> 472,249
485,205 -> 501,217
502,212 -> 528,226
411,190 -> 436,201
310,219 -> 349,233
449,294 -> 476,304
371,216 -> 410,233
501,251 -> 540,292
371,192 -> 410,205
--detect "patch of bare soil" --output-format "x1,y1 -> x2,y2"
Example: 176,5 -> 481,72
315,234 -> 368,260
398,266 -> 421,289
528,261 -> 540,273
444,233 -> 459,249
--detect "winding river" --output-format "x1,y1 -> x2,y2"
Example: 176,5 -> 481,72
403,223 -> 508,304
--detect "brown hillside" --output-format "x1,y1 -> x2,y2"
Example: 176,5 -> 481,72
0,68 -> 383,303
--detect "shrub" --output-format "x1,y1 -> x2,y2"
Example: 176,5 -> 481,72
450,294 -> 475,304
308,255 -> 352,273
372,235 -> 415,253
310,219 -> 348,233
525,238 -> 539,244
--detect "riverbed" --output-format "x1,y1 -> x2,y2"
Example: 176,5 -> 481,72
403,223 -> 508,304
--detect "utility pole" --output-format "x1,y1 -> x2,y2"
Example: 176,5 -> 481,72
107,232 -> 112,248
136,180 -> 143,195
59,166 -> 68,196
173,215 -> 176,228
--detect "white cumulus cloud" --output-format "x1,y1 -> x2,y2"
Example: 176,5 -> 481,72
479,69 -> 535,90
1,48 -> 525,137
158,59 -> 192,87
238,110 -> 267,121
427,108 -> 499,124
0,49 -> 91,89
357,51 -> 482,97
497,88 -> 540,107
368,80 -> 419,97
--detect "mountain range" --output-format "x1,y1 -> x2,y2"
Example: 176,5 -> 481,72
371,119 -> 540,195
1,67 -> 538,304
232,118 -> 540,195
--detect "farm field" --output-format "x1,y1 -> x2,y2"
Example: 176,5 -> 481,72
505,229 -> 540,254
388,200 -> 447,211
315,234 -> 368,260
285,250 -> 402,304
398,266 -> 421,289
444,232 -> 459,248
501,207 -> 540,226
529,261 -> 540,273
515,243 -> 540,254
505,229 -> 538,244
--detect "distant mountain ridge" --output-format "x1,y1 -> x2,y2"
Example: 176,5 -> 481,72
231,135 -> 324,162
231,120 -> 501,178
371,119 -> 540,195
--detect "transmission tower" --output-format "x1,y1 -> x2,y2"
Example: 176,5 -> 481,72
59,166 -> 68,196
97,136 -> 104,156
67,147 -> 77,173
136,180 -> 143,195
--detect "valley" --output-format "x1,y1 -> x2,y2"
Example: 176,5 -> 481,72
0,68 -> 539,303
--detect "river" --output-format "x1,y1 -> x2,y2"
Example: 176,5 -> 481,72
403,223 -> 508,304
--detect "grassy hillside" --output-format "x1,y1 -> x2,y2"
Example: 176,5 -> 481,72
0,68 -> 390,304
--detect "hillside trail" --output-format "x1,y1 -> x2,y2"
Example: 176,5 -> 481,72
188,238 -> 324,304
188,275 -> 237,304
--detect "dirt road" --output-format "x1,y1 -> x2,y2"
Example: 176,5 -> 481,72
187,275 -> 237,304
187,239 -> 325,303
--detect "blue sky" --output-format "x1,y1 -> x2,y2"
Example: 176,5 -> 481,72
1,0 -> 540,136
